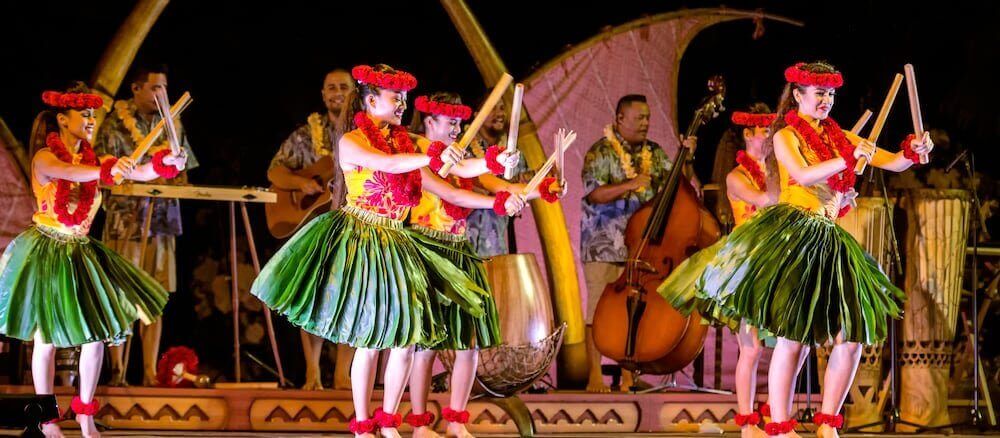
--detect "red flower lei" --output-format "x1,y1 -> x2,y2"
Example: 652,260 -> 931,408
484,145 -> 505,175
70,396 -> 100,416
734,412 -> 761,427
349,418 -> 376,434
100,157 -> 118,186
414,96 -> 472,120
41,91 -> 104,110
735,151 -> 767,191
151,149 -> 182,179
351,65 -> 417,91
442,177 -> 474,220
354,112 -> 422,206
427,141 -> 447,174
155,346 -> 199,388
492,191 -> 512,216
731,112 -> 777,127
539,177 -> 559,203
759,404 -> 771,417
784,111 -> 856,194
764,419 -> 798,436
784,63 -> 844,88
404,411 -> 435,428
813,412 -> 844,429
442,407 -> 471,424
900,134 -> 921,164
374,409 -> 402,428
45,133 -> 99,227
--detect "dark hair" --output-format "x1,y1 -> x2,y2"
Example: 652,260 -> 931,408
129,63 -> 169,89
30,81 -> 92,155
615,94 -> 648,117
348,64 -> 400,128
746,102 -> 772,115
324,68 -> 350,84
408,91 -> 463,134
769,61 -> 838,135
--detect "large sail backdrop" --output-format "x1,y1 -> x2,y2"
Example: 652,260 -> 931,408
517,8 -> 799,309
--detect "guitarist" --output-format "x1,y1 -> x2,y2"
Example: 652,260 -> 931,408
267,68 -> 355,390
580,94 -> 698,392
96,63 -> 200,387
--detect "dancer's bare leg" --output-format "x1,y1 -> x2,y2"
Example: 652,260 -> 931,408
33,333 -> 63,438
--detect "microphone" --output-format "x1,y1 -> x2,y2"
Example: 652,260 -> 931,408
945,149 -> 969,174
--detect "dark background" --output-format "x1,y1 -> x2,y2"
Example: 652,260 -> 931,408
1,0 -> 997,384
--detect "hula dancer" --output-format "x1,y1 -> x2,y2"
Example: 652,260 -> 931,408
250,65 -> 525,438
657,61 -> 932,438
0,83 -> 186,437
404,92 -> 561,438
661,103 -> 798,437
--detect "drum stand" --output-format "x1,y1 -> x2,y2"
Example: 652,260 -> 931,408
837,169 -> 924,432
637,369 -> 732,395
919,150 -> 991,432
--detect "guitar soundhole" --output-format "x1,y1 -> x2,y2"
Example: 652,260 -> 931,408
299,195 -> 318,209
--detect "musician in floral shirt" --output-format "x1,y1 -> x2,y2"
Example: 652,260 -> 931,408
579,94 -> 696,392
464,98 -> 531,257
95,64 -> 198,387
266,68 -> 355,391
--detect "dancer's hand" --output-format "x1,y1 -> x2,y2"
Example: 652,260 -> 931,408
911,131 -> 934,156
498,149 -> 520,169
504,193 -> 526,216
441,143 -> 464,167
842,188 -> 859,210
162,150 -> 188,170
853,139 -> 876,162
112,157 -> 137,178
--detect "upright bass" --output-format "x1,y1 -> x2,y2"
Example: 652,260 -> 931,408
592,77 -> 725,375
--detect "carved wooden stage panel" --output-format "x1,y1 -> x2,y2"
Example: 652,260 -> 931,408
0,385 -> 986,434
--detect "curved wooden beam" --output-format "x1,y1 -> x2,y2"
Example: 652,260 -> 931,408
440,0 -> 589,387
441,2 -> 804,388
90,0 -> 170,130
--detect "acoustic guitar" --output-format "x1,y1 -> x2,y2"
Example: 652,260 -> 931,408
264,155 -> 336,238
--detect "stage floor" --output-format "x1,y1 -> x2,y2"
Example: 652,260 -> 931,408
2,433 -> 998,437
1,384 -> 993,436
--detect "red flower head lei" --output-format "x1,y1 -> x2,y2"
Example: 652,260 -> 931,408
415,96 -> 472,120
353,112 -> 422,206
731,112 -> 777,128
45,132 -> 103,227
352,65 -> 417,92
784,63 -> 844,88
42,91 -> 104,110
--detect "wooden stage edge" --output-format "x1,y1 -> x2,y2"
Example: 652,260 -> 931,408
0,385 -> 990,435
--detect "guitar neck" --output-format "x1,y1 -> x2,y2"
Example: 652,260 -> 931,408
109,183 -> 276,203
